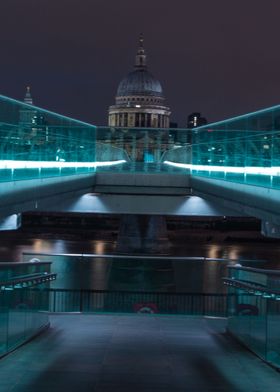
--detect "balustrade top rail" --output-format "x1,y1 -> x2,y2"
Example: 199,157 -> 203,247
23,252 -> 264,264
165,105 -> 280,189
228,265 -> 280,276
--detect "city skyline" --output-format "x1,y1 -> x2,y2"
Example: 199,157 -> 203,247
1,0 -> 280,126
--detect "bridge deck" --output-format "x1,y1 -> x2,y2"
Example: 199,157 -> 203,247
0,314 -> 279,391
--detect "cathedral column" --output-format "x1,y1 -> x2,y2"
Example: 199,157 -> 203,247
116,114 -> 120,127
144,113 -> 148,127
160,115 -> 164,128
138,113 -> 142,128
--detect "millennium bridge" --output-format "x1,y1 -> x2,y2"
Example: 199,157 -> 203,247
0,94 -> 280,239
0,94 -> 280,389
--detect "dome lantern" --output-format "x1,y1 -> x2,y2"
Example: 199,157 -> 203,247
134,33 -> 147,70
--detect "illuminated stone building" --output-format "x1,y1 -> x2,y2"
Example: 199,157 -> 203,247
187,112 -> 207,128
19,86 -> 37,129
19,87 -> 46,135
17,87 -> 48,157
108,35 -> 171,129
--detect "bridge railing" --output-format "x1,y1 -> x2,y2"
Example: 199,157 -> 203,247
95,126 -> 191,173
45,288 -> 228,317
0,94 -> 192,180
0,95 -> 97,161
3,92 -> 280,186
0,262 -> 55,357
95,115 -> 280,187
165,105 -> 280,189
224,265 -> 280,369
0,94 -> 99,182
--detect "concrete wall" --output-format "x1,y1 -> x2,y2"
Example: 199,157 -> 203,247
94,172 -> 191,195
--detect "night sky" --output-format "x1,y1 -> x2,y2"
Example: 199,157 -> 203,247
1,0 -> 280,127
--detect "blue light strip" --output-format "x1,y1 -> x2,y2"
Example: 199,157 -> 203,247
164,161 -> 280,176
0,159 -> 126,169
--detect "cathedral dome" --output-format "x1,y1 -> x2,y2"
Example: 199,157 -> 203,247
117,69 -> 163,97
108,34 -> 171,129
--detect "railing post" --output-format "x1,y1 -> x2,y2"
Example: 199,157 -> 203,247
131,133 -> 136,172
156,133 -> 161,172
118,134 -> 124,172
143,131 -> 148,172
80,290 -> 83,313
53,290 -> 56,313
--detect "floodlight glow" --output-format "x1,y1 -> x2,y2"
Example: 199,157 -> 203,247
164,161 -> 280,176
0,160 -> 126,169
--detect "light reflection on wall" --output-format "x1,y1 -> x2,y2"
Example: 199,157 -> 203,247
228,248 -> 239,260
94,242 -> 105,254
207,245 -> 240,262
33,239 -> 52,253
203,259 -> 225,293
53,240 -> 66,254
204,245 -> 242,293
208,245 -> 221,259
89,257 -> 111,291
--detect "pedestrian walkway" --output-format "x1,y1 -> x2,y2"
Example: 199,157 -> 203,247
0,314 -> 279,392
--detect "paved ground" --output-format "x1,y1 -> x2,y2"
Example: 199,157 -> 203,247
0,314 -> 279,392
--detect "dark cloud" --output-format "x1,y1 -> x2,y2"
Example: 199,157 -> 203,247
1,0 -> 280,126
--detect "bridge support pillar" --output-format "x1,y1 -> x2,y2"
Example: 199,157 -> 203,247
261,220 -> 280,238
116,214 -> 170,254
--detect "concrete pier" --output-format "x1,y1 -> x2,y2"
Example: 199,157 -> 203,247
116,214 -> 170,254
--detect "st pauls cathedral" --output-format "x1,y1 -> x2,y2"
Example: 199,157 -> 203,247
108,34 -> 171,129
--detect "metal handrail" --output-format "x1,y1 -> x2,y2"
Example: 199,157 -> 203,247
0,273 -> 57,289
